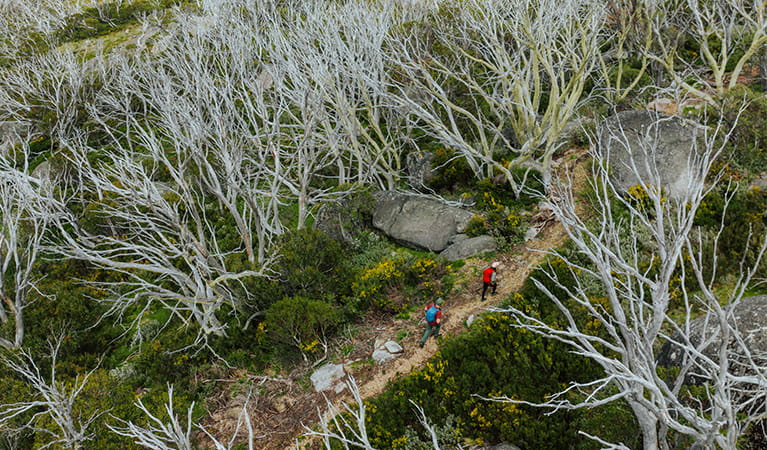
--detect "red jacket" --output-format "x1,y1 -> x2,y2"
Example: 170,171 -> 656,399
482,266 -> 496,283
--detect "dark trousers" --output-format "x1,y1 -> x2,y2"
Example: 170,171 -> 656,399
420,322 -> 441,345
481,281 -> 496,300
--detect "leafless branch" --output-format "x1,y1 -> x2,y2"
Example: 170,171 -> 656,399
497,105 -> 767,448
0,333 -> 104,448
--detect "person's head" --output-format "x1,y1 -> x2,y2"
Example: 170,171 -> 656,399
436,297 -> 443,305
491,261 -> 500,268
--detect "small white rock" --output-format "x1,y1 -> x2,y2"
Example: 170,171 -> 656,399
384,340 -> 404,354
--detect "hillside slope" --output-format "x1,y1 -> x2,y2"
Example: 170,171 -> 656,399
193,152 -> 588,449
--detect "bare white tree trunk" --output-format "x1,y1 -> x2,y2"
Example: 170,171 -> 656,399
304,377 -> 378,450
386,0 -> 606,193
0,135 -> 63,349
645,0 -> 767,103
596,0 -> 655,104
496,109 -> 767,447
53,134 -> 274,339
0,334 -> 104,449
262,0 -> 405,195
44,6 -> 312,340
108,384 -> 198,450
109,382 -> 259,450
0,47 -> 107,143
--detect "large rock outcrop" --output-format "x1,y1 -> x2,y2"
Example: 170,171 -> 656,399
597,110 -> 706,199
657,295 -> 767,384
372,191 -> 475,252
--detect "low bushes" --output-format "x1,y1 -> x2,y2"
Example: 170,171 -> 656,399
362,255 -> 640,449
351,253 -> 450,313
694,184 -> 767,279
266,296 -> 343,360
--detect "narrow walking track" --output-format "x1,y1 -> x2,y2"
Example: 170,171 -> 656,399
203,155 -> 588,450
292,153 -> 588,448
357,220 -> 569,401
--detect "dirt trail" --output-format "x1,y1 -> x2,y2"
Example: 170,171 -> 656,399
205,153 -> 589,450
352,151 -> 588,402
273,221 -> 569,450
356,220 -> 569,400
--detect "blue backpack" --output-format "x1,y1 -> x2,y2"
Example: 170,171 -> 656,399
425,305 -> 439,323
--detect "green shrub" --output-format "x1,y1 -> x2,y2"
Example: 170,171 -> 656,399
351,253 -> 449,313
473,187 -> 529,244
0,372 -> 36,448
210,309 -> 271,369
265,296 -> 343,360
713,85 -> 767,172
275,228 -> 354,300
23,259 -> 120,363
464,214 -> 488,237
52,369 -> 137,449
694,185 -> 767,278
477,168 -> 543,209
0,363 -> 137,449
352,256 -> 407,312
234,272 -> 286,315
576,396 -> 642,449
131,326 -> 206,386
428,147 -> 476,192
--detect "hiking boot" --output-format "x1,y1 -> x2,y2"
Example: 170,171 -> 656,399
419,341 -> 425,348
491,292 -> 497,296
434,334 -> 442,339
480,297 -> 486,302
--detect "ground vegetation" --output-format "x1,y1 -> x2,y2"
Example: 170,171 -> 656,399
0,0 -> 766,448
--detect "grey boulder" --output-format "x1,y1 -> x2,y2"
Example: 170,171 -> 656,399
597,110 -> 706,199
373,191 -> 475,252
440,235 -> 497,261
310,363 -> 347,393
372,349 -> 398,365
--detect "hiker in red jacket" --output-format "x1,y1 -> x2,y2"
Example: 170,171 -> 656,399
481,261 -> 499,301
419,297 -> 443,348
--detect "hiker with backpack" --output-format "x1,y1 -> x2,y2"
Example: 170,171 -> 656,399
481,261 -> 499,301
419,297 -> 443,348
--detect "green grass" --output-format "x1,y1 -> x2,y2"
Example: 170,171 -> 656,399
56,0 -> 186,44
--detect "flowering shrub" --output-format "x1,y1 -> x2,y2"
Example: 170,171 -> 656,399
464,214 -> 488,237
352,257 -> 406,311
626,183 -> 666,212
351,254 -> 448,312
472,175 -> 537,245
362,253 -> 635,449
